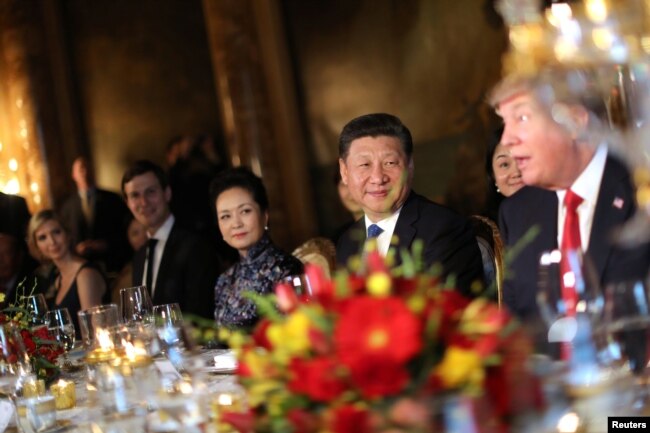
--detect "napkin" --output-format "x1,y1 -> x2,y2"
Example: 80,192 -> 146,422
213,350 -> 237,372
0,400 -> 13,433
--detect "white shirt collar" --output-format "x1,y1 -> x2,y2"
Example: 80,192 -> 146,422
556,144 -> 608,251
557,144 -> 608,206
364,208 -> 402,256
150,214 -> 175,243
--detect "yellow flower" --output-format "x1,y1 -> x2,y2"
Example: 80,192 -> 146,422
434,346 -> 484,389
367,272 -> 391,297
0,293 -> 4,304
267,311 -> 311,362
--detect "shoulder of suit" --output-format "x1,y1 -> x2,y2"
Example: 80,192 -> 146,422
408,191 -> 465,221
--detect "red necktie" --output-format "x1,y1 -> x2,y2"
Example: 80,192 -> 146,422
559,189 -> 583,359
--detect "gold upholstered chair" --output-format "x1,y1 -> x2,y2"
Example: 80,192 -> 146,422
469,215 -> 505,306
292,237 -> 337,279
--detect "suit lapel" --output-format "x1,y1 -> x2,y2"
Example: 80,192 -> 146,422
132,245 -> 146,286
587,157 -> 632,279
154,224 -> 178,303
391,193 -> 418,265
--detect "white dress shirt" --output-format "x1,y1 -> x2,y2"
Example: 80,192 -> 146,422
142,214 -> 175,296
556,144 -> 608,251
364,209 -> 402,256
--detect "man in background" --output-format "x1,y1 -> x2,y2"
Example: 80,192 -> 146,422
122,160 -> 223,319
59,156 -> 130,274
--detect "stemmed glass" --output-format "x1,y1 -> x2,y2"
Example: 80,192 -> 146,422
0,323 -> 29,427
23,294 -> 49,327
46,308 -> 75,352
120,286 -> 154,328
602,278 -> 650,410
536,249 -> 627,429
536,249 -> 618,385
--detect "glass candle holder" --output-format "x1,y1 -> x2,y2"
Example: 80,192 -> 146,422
25,395 -> 56,432
78,304 -> 119,350
50,379 -> 76,410
21,377 -> 45,398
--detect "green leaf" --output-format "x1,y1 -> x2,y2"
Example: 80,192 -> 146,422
242,292 -> 283,322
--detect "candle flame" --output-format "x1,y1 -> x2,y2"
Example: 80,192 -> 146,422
96,329 -> 114,350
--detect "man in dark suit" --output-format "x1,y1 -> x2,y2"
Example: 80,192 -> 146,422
336,113 -> 484,295
59,157 -> 130,273
491,73 -> 650,320
0,233 -> 45,307
122,160 -> 223,319
0,191 -> 30,241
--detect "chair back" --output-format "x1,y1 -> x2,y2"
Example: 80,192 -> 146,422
469,215 -> 505,306
292,237 -> 337,279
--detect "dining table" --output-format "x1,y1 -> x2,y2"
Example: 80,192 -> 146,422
6,347 -> 240,433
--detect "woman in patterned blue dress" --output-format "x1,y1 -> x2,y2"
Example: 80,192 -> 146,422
210,167 -> 303,329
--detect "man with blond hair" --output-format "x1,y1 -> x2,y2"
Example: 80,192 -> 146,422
491,71 -> 650,320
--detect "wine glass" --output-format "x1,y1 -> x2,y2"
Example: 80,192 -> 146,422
0,323 -> 29,426
153,303 -> 183,329
120,286 -> 154,328
46,308 -> 75,352
536,249 -> 616,390
602,277 -> 650,409
23,294 -> 49,327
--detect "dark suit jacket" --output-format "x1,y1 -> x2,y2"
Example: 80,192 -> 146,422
336,191 -> 484,295
499,156 -> 650,320
0,192 -> 30,240
132,222 -> 222,319
59,188 -> 130,272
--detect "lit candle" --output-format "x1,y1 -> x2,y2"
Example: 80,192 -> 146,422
50,379 -> 76,410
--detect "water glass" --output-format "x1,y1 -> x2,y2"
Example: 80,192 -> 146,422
120,285 -> 154,327
78,304 -> 119,349
153,303 -> 183,328
46,308 -> 75,351
23,294 -> 49,326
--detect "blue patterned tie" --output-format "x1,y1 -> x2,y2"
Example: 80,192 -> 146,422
367,224 -> 384,239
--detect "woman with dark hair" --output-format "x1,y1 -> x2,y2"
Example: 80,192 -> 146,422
484,127 -> 524,219
27,210 -> 106,334
210,167 -> 303,329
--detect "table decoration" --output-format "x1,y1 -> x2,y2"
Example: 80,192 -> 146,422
0,281 -> 64,383
50,378 -> 76,410
219,243 -> 542,433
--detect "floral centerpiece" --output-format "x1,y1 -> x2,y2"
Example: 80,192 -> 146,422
220,244 -> 543,433
0,280 -> 64,382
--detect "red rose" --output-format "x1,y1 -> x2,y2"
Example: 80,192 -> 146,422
287,409 -> 318,433
221,410 -> 255,433
275,283 -> 299,313
288,356 -> 347,402
331,405 -> 371,433
346,357 -> 409,398
20,330 -> 36,353
251,320 -> 272,350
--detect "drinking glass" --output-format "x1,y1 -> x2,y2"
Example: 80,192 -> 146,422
120,286 -> 154,327
153,303 -> 183,328
23,294 -> 49,327
46,308 -> 75,352
78,304 -> 119,349
536,249 -> 614,390
0,323 -> 29,425
602,278 -> 650,409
